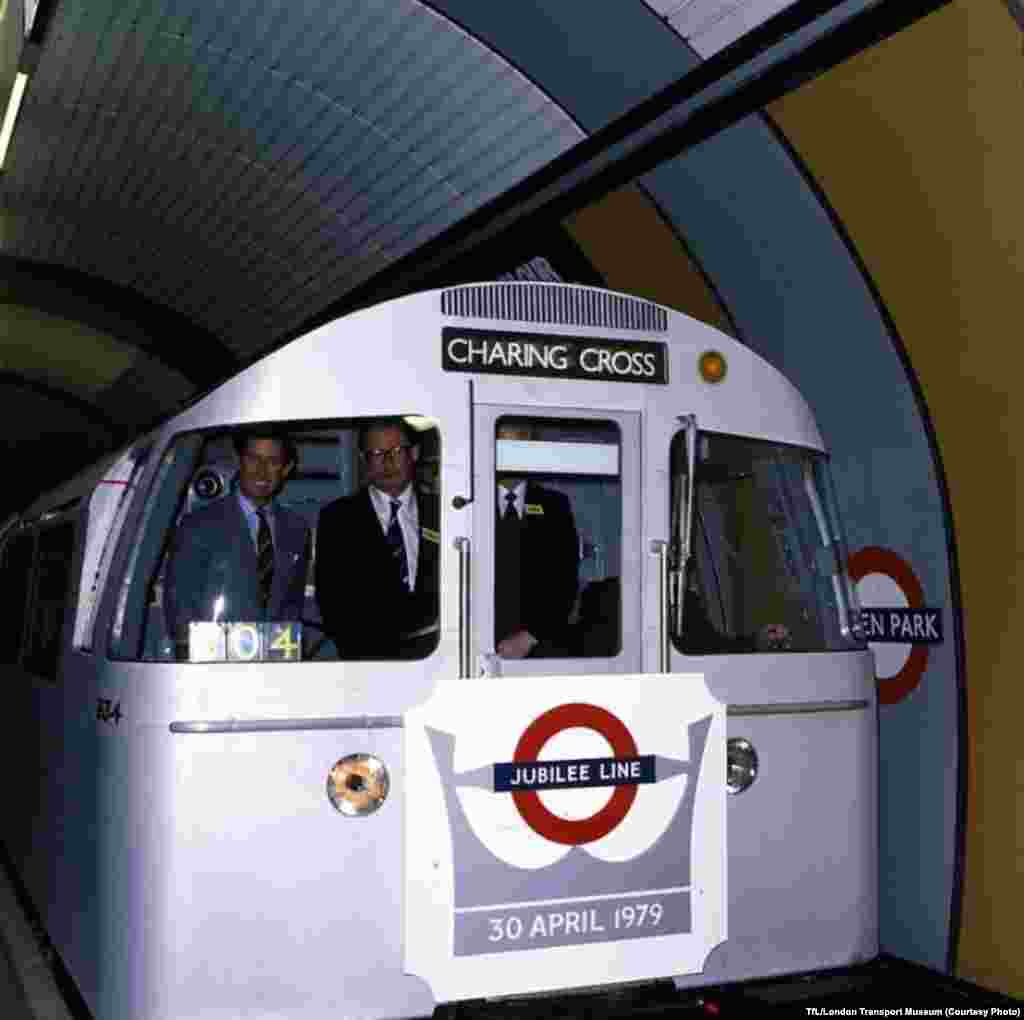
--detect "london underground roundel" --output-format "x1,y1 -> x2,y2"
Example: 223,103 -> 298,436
511,703 -> 639,846
848,546 -> 941,705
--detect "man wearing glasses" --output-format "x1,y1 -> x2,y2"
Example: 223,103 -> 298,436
315,418 -> 439,659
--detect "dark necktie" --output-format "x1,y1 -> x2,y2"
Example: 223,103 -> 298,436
256,507 -> 274,611
495,490 -> 522,642
387,498 -> 409,589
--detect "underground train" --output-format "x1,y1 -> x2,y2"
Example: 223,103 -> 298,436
0,282 -> 875,1019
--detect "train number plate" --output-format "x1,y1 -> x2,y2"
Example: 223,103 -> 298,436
188,622 -> 303,662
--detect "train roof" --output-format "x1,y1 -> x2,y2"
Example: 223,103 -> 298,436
18,284 -> 824,520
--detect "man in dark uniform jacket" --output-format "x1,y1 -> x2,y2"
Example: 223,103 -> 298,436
164,430 -> 310,657
316,419 -> 440,659
495,478 -> 578,659
494,423 -> 579,659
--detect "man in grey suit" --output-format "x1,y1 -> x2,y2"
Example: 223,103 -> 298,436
164,429 -> 311,658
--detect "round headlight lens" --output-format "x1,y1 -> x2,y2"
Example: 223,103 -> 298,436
726,737 -> 758,795
327,753 -> 390,816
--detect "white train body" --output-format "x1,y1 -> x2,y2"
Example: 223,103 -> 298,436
0,284 -> 876,1019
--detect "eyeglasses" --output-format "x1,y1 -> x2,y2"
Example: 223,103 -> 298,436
363,444 -> 412,465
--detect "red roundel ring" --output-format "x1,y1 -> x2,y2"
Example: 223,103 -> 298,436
511,703 -> 638,845
847,546 -> 929,706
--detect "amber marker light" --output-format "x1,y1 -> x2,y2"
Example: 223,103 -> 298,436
698,350 -> 727,383
327,753 -> 390,816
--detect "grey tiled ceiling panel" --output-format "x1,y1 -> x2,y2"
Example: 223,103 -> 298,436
1,0 -> 583,358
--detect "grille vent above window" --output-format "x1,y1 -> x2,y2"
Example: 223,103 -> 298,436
441,284 -> 668,333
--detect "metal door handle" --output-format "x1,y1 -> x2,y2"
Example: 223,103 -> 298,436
651,539 -> 669,673
454,537 -> 471,678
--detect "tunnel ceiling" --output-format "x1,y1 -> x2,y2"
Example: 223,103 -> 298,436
0,0 -> 943,511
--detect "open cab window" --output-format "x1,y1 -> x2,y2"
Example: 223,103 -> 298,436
108,418 -> 440,663
494,416 -> 622,660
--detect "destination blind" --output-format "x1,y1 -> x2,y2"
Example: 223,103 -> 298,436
441,327 -> 668,384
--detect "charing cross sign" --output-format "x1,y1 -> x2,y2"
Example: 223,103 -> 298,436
441,327 -> 668,384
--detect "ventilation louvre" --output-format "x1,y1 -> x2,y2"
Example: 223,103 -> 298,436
441,284 -> 668,333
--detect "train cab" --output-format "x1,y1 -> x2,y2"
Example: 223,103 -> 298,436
0,283 -> 876,1019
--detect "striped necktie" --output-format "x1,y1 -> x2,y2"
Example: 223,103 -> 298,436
387,498 -> 409,589
256,507 -> 274,610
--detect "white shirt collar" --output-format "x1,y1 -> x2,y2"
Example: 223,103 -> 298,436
497,480 -> 526,515
238,490 -> 273,518
370,483 -> 416,515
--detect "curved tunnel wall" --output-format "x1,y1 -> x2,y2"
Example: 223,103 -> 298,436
769,0 -> 1020,995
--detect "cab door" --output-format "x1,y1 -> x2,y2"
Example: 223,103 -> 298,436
471,404 -> 642,677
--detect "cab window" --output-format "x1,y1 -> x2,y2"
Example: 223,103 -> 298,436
494,416 -> 621,659
669,430 -> 864,654
109,418 -> 440,663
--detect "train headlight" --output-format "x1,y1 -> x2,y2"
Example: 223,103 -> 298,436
699,350 -> 727,383
726,738 -> 758,794
327,753 -> 390,816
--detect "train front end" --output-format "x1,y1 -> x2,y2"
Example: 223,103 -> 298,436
51,284 -> 874,1019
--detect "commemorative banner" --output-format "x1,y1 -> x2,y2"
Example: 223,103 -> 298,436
403,674 -> 726,1002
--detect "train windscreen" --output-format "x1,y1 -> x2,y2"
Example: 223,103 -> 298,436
669,430 -> 865,654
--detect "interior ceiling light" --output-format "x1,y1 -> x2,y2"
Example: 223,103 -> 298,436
2,0 -> 61,170
24,0 -> 41,37
0,72 -> 29,170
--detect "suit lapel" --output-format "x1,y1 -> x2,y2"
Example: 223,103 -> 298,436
273,508 -> 301,567
228,494 -> 257,568
522,483 -> 539,541
360,489 -> 390,556
415,489 -> 439,595
270,507 -> 312,606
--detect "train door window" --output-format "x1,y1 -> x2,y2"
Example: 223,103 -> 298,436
0,530 -> 35,663
669,430 -> 865,654
478,410 -> 641,676
23,520 -> 77,679
108,417 -> 441,664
